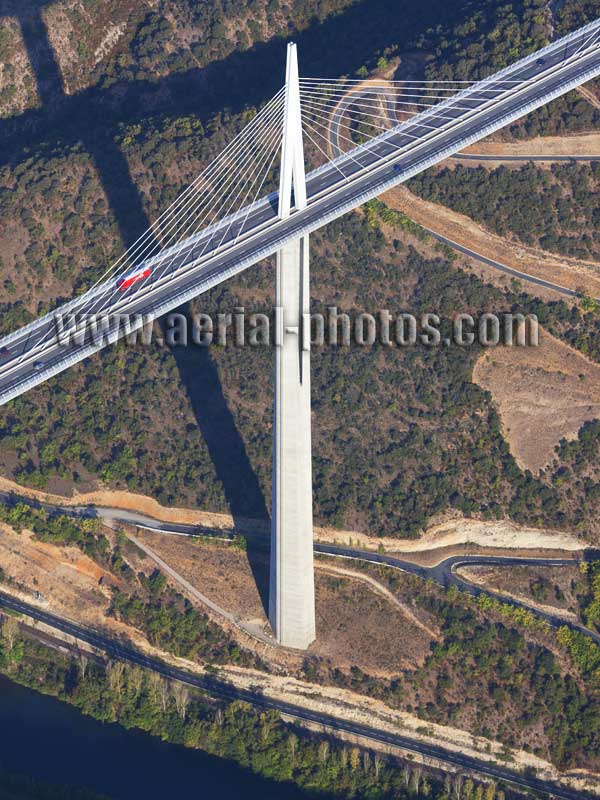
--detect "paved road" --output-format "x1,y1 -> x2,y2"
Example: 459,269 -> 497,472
3,489 -> 595,643
0,21 -> 600,404
314,544 -> 600,643
454,153 -> 600,162
0,587 -> 592,800
332,102 -> 596,299
3,489 -> 599,792
327,74 -> 594,300
419,227 -> 583,298
80,499 -> 597,641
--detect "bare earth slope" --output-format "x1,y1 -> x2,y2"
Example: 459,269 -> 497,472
382,185 -> 600,298
0,475 -> 587,552
463,131 -> 600,158
473,327 -> 600,473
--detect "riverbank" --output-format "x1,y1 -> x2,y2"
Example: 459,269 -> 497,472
0,629 -> 462,800
0,671 -> 308,800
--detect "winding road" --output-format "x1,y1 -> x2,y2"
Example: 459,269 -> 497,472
328,80 -> 600,300
1,489 -> 598,796
0,586 -> 593,800
1,489 -> 595,643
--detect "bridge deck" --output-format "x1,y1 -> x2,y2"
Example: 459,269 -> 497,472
0,19 -> 599,404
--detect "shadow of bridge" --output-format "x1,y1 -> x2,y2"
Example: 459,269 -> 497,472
0,0 -> 477,617
2,0 -> 273,612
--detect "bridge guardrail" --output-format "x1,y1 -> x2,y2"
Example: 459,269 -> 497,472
1,33 -> 600,405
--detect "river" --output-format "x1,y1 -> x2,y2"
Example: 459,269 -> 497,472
0,674 -> 311,799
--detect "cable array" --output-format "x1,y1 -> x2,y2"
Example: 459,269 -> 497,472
4,21 -> 600,370
24,87 -> 286,357
300,23 -> 600,172
298,25 -> 600,172
299,76 -> 542,171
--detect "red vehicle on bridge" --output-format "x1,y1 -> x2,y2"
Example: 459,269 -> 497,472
117,265 -> 151,291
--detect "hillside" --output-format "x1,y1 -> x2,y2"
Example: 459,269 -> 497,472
2,2 -> 600,795
0,0 -> 597,543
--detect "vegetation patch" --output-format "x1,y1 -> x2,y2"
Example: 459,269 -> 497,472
409,163 -> 600,261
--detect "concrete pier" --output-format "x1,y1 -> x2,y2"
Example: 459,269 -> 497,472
268,42 -> 315,649
269,234 -> 315,648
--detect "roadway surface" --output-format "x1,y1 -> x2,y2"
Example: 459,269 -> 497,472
73,499 -> 597,642
327,68 -> 597,300
0,586 -> 594,800
2,489 -> 599,794
454,153 -> 600,162
1,20 -> 600,403
415,226 -> 582,298
2,489 -> 595,644
330,106 -> 586,299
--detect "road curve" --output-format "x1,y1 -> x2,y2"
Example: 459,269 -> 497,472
328,77 -> 594,299
1,490 -> 599,794
1,489 -> 594,643
75,499 -> 596,642
1,20 -> 600,404
0,588 -> 592,800
315,545 -> 599,643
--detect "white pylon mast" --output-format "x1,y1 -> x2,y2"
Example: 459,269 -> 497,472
269,42 -> 315,650
278,42 -> 307,218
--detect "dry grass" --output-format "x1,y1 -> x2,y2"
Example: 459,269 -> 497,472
457,563 -> 582,622
133,530 -> 434,674
314,571 -> 433,673
462,130 -> 600,159
0,14 -> 39,117
473,326 -> 600,473
382,185 -> 600,299
136,530 -> 267,622
316,562 -> 439,639
43,1 -> 151,94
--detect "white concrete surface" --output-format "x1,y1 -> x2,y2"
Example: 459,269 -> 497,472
269,235 -> 316,649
